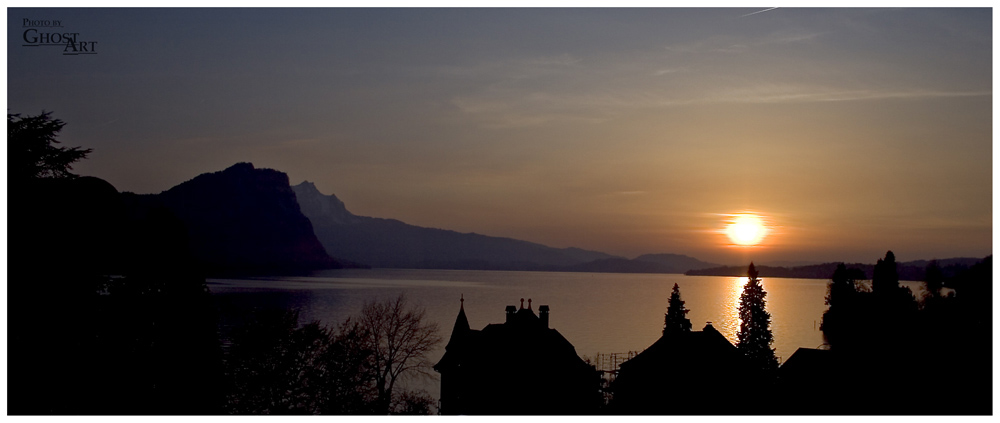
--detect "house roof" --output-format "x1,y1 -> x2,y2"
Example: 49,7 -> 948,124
434,299 -> 588,374
618,323 -> 747,375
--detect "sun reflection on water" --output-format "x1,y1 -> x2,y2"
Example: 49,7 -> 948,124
719,276 -> 749,345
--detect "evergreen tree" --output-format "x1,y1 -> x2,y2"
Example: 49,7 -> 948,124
922,260 -> 944,305
872,250 -> 899,296
736,263 -> 778,372
8,111 -> 92,182
663,283 -> 692,334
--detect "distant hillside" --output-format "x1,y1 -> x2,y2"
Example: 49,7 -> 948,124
560,258 -> 674,274
685,257 -> 985,281
559,254 -> 720,274
633,254 -> 721,272
126,163 -> 349,274
293,181 -> 618,270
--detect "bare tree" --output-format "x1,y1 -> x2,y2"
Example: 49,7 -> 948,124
358,294 -> 441,414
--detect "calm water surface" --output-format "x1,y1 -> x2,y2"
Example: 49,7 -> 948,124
208,269 -> 927,394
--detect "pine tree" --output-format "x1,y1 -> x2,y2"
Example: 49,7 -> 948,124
8,111 -> 91,182
663,283 -> 692,334
736,263 -> 778,372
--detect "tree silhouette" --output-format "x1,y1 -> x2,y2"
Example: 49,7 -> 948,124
922,260 -> 944,305
820,263 -> 869,348
663,283 -> 692,334
871,250 -> 919,333
8,111 -> 226,414
825,263 -> 867,309
358,294 -> 441,414
224,302 -> 443,415
872,250 -> 899,296
736,263 -> 778,373
8,111 -> 92,182
390,389 -> 437,415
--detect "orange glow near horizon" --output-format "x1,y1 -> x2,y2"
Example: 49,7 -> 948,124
724,213 -> 769,246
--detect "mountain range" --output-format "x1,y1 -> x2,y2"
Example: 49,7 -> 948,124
113,163 -> 983,278
123,163 -> 345,274
294,180 -> 683,271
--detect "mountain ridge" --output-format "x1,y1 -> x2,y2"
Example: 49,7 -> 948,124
292,180 -> 621,270
125,163 -> 351,274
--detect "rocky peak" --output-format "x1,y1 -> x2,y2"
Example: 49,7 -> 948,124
292,181 -> 358,225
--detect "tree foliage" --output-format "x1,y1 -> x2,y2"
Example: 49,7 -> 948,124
360,293 -> 442,414
663,283 -> 692,334
871,250 -> 899,296
922,260 -> 944,305
736,263 -> 778,373
225,310 -> 385,414
224,296 -> 441,415
812,254 -> 993,413
8,111 -> 92,181
825,263 -> 867,309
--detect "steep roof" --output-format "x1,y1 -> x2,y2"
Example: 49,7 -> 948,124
445,296 -> 471,349
611,323 -> 754,413
434,299 -> 587,374
620,323 -> 742,372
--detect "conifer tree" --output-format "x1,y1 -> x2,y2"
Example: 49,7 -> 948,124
663,283 -> 692,334
8,111 -> 91,182
736,263 -> 778,372
872,250 -> 900,296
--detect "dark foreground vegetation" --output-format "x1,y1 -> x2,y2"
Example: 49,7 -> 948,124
802,252 -> 993,414
8,112 -> 437,415
8,112 -> 992,415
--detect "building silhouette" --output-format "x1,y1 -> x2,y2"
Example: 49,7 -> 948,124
434,297 -> 601,415
610,322 -> 755,414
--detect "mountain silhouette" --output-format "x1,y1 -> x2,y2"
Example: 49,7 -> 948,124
633,253 -> 720,272
559,254 -> 720,274
292,181 -> 618,270
125,163 -> 347,274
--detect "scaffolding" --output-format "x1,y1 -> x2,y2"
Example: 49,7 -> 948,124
593,351 -> 638,375
590,351 -> 639,406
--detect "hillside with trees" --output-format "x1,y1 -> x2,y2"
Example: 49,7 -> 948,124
686,257 -> 983,281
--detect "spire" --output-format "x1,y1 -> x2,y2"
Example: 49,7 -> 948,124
520,298 -> 525,310
528,298 -> 532,310
446,296 -> 470,349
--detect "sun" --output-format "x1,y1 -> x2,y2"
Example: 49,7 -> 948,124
725,213 -> 768,246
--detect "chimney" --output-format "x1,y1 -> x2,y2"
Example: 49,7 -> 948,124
505,305 -> 517,323
539,305 -> 550,328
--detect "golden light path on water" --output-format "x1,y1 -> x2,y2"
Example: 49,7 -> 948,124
719,276 -> 748,344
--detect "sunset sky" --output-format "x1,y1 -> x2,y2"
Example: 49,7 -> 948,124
7,8 -> 993,265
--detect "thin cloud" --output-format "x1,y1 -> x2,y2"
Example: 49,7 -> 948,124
740,7 -> 779,18
418,53 -> 582,80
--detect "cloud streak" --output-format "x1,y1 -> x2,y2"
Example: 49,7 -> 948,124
740,7 -> 780,19
451,81 -> 990,128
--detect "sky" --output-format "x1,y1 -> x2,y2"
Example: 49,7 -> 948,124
7,8 -> 993,265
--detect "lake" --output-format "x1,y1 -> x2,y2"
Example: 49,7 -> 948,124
208,268 -> 928,395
